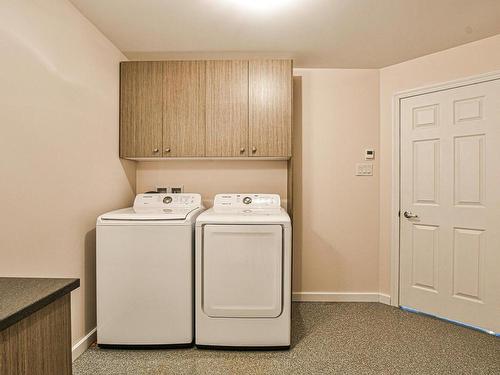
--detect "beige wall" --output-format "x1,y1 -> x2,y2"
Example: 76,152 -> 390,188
136,160 -> 288,207
292,69 -> 380,293
3,1 -> 496,343
0,0 -> 135,346
379,34 -> 500,295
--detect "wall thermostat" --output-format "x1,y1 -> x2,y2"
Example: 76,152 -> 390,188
365,149 -> 375,160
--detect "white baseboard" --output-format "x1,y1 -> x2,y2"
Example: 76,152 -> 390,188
72,327 -> 96,362
378,293 -> 391,305
293,292 -> 391,303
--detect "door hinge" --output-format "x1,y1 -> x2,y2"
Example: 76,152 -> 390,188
398,210 -> 401,217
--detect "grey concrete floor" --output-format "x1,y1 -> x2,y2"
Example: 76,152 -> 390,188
73,302 -> 500,374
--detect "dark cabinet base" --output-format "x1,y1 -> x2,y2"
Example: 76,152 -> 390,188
0,294 -> 72,375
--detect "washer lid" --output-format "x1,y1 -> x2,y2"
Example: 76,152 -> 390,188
100,193 -> 203,221
100,207 -> 195,221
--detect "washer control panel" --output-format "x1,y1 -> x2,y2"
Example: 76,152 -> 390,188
214,194 -> 281,209
134,193 -> 201,210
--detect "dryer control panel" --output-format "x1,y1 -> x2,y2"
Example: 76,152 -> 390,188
134,193 -> 202,210
214,194 -> 281,210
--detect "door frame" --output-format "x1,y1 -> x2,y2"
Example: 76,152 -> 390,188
390,70 -> 500,307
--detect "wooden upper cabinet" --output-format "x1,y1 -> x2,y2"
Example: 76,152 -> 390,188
249,60 -> 292,157
206,60 -> 249,157
120,61 -> 163,158
163,61 -> 206,157
120,59 -> 292,159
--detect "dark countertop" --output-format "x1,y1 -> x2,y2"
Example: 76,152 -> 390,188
0,277 -> 80,331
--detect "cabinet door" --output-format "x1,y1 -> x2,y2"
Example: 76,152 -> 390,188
206,60 -> 248,157
249,60 -> 292,157
120,62 -> 163,158
163,61 -> 206,157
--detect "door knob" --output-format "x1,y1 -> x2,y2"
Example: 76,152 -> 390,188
153,148 -> 159,153
165,148 -> 171,153
240,147 -> 245,153
403,211 -> 419,219
252,147 -> 257,153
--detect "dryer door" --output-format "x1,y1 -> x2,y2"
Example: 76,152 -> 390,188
202,224 -> 283,318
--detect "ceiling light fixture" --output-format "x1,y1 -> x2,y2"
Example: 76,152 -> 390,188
224,0 -> 296,13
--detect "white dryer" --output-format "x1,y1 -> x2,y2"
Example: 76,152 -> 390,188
96,193 -> 204,347
195,193 -> 292,349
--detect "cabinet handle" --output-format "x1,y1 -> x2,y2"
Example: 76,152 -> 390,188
153,148 -> 159,153
165,148 -> 171,153
240,147 -> 245,153
252,147 -> 257,153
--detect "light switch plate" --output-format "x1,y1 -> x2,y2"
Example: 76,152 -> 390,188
356,163 -> 373,176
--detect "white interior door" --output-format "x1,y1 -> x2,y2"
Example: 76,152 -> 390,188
400,79 -> 500,334
202,224 -> 283,318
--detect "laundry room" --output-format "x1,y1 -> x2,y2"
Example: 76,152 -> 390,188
1,1 -> 499,374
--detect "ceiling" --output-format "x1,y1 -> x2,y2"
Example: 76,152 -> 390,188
69,0 -> 500,68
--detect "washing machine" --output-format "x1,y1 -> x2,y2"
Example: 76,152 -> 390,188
96,193 -> 204,347
195,193 -> 292,349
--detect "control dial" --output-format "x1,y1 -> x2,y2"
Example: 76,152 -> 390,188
243,197 -> 252,205
163,196 -> 173,204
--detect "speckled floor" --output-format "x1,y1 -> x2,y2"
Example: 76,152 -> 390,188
73,302 -> 500,374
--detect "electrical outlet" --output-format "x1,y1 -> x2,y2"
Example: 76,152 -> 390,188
171,185 -> 184,194
356,163 -> 373,176
155,186 -> 170,193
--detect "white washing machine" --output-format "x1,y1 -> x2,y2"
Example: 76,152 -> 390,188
195,193 -> 292,349
96,193 -> 204,347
